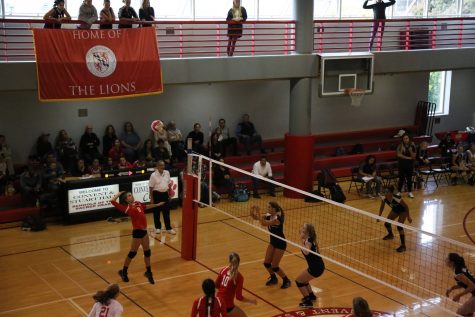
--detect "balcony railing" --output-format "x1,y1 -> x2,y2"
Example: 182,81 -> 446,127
0,19 -> 296,62
314,17 -> 475,52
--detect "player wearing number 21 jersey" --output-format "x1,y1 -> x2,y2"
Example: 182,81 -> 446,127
88,284 -> 123,317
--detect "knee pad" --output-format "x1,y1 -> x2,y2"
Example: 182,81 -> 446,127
144,249 -> 151,258
272,266 -> 280,273
264,262 -> 271,269
397,226 -> 404,233
295,281 -> 308,288
127,251 -> 137,259
384,222 -> 392,229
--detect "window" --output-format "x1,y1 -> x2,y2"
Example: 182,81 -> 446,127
393,0 -> 426,17
314,0 -> 338,18
194,0 -> 229,19
428,71 -> 452,115
4,0 -> 51,17
156,0 -> 193,19
428,0 -> 458,16
341,0 -> 373,18
258,0 -> 293,20
462,0 -> 475,14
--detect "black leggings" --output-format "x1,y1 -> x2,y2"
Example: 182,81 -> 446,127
398,165 -> 414,193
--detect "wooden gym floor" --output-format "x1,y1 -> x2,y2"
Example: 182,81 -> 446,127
0,182 -> 474,317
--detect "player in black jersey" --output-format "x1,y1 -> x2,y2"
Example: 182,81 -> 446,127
250,202 -> 291,289
296,223 -> 325,308
446,253 -> 475,316
378,185 -> 412,252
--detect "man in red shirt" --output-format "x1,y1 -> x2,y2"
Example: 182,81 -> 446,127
110,191 -> 164,284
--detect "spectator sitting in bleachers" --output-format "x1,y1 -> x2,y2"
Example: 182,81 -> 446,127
117,156 -> 133,170
217,118 -> 238,156
153,139 -> 172,168
0,155 -> 7,194
439,133 -> 455,158
71,159 -> 88,177
120,121 -> 142,163
213,158 -> 235,199
88,158 -> 102,174
167,121 -> 185,162
466,143 -> 475,185
36,133 -> 54,162
118,0 -> 139,28
20,161 -> 43,205
55,129 -> 77,174
210,129 -> 224,160
78,0 -> 98,29
80,125 -> 101,165
236,114 -> 265,155
151,121 -> 172,155
133,156 -> 147,169
358,155 -> 382,198
108,139 -> 124,166
43,161 -> 64,192
102,125 -> 117,157
103,156 -> 115,172
0,134 -> 15,177
252,156 -> 275,198
451,144 -> 470,185
141,139 -> 155,163
187,123 -> 206,155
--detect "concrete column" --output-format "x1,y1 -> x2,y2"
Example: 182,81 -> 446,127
289,78 -> 311,135
294,0 -> 315,54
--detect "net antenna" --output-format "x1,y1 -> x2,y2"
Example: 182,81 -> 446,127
345,88 -> 365,107
188,153 -> 475,316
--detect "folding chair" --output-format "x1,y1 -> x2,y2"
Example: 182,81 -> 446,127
348,166 -> 365,195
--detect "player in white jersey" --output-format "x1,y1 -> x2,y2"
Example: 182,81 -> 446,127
88,284 -> 123,317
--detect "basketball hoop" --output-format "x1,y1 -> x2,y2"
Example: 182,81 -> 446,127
345,88 -> 365,107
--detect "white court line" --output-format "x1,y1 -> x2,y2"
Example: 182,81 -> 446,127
28,265 -> 65,299
68,298 -> 88,316
50,262 -> 89,293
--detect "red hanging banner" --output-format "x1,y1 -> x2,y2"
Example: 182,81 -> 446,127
32,27 -> 163,101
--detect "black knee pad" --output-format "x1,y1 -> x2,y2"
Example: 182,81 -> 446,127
295,281 -> 308,288
272,266 -> 280,273
127,251 -> 137,259
144,249 -> 151,258
384,222 -> 392,229
264,262 -> 271,269
397,226 -> 404,233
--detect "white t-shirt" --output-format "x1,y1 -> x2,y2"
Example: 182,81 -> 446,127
87,299 -> 123,317
149,169 -> 170,192
253,161 -> 272,177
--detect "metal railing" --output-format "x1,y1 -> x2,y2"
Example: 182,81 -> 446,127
0,19 -> 296,62
314,17 -> 475,52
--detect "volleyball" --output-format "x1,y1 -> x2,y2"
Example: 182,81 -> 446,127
250,206 -> 260,220
150,120 -> 164,132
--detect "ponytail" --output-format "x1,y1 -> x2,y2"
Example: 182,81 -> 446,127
228,252 -> 240,282
269,201 -> 283,217
201,279 -> 215,317
92,284 -> 120,304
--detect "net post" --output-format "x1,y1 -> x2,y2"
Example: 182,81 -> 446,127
181,173 -> 198,260
208,158 -> 213,206
186,138 -> 193,174
197,156 -> 202,202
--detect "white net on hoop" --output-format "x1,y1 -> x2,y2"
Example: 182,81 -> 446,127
348,88 -> 365,107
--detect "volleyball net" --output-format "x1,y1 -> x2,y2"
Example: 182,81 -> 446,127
188,153 -> 475,316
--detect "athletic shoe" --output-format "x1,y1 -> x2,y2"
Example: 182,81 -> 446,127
383,234 -> 394,240
308,293 -> 317,301
396,245 -> 407,253
299,299 -> 313,308
118,270 -> 129,282
366,194 -> 375,199
155,228 -> 161,234
166,229 -> 177,235
144,271 -> 155,284
408,192 -> 414,198
395,192 -> 401,196
281,278 -> 291,289
265,275 -> 278,286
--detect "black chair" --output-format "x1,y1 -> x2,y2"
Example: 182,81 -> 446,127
348,166 -> 365,195
417,163 -> 438,188
431,157 -> 451,186
379,162 -> 399,187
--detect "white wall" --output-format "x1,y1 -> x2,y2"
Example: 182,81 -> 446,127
1,71 -> 438,164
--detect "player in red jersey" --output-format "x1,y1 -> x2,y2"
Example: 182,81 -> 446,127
191,278 -> 228,317
110,191 -> 164,284
215,252 -> 257,317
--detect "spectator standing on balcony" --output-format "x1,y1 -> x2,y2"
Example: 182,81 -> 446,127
118,0 -> 139,29
78,0 -> 98,29
139,0 -> 155,27
236,114 -> 265,155
99,0 -> 115,29
363,0 -> 396,50
43,0 -> 71,29
226,0 -> 247,57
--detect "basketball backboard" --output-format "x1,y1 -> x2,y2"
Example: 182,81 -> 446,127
318,52 -> 374,97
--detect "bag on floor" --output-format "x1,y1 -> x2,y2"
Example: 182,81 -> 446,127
21,215 -> 46,231
329,184 -> 346,203
304,190 -> 324,203
318,168 -> 337,187
233,185 -> 249,202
